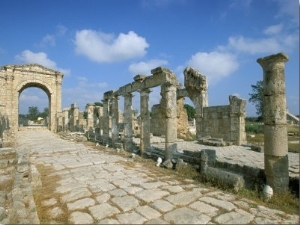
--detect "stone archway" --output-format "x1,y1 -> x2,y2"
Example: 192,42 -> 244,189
0,64 -> 63,146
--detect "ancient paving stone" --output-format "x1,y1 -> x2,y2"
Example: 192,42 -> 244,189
60,187 -> 92,203
135,205 -> 161,220
95,193 -> 110,203
89,203 -> 120,221
88,181 -> 116,192
67,198 -> 95,211
150,199 -> 175,213
163,207 -> 211,224
165,189 -> 202,206
117,211 -> 147,224
135,189 -> 169,203
55,182 -> 86,194
42,198 -> 57,207
161,185 -> 184,193
108,188 -> 127,197
145,218 -> 169,224
111,196 -> 139,212
199,196 -> 236,211
69,211 -> 94,224
48,207 -> 63,219
139,181 -> 167,189
97,218 -> 120,224
111,179 -> 131,188
123,186 -> 143,194
189,201 -> 219,217
213,210 -> 254,224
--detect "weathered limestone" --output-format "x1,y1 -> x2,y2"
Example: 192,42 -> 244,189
184,67 -> 208,140
103,91 -> 113,145
69,103 -> 79,132
139,88 -> 151,154
111,96 -> 119,147
123,93 -> 134,151
0,64 -> 63,146
257,52 -> 289,192
161,82 -> 178,160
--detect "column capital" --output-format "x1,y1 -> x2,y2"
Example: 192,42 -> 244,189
257,52 -> 289,67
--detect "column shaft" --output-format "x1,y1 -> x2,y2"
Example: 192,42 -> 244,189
140,88 -> 151,154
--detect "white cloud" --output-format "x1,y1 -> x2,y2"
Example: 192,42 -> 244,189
226,36 -> 283,54
15,50 -> 71,76
187,51 -> 239,85
129,59 -> 168,75
264,23 -> 283,35
77,76 -> 108,88
74,30 -> 149,63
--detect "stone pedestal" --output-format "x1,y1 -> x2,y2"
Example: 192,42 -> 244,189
257,52 -> 289,192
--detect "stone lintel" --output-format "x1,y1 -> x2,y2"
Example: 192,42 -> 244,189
177,89 -> 188,98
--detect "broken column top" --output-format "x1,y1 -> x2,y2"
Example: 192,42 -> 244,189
257,52 -> 289,66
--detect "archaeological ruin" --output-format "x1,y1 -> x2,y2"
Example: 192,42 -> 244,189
0,64 -> 63,147
0,52 -> 296,194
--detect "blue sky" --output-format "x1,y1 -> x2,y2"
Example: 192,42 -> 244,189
1,0 -> 299,116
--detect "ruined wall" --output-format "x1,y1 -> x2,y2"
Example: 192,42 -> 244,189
201,95 -> 246,145
0,113 -> 10,147
151,98 -> 188,138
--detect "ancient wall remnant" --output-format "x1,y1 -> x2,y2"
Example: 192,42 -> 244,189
0,64 -> 63,146
257,52 -> 289,192
150,97 -> 189,138
200,95 -> 247,145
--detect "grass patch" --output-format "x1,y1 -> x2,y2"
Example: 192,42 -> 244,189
33,164 -> 69,224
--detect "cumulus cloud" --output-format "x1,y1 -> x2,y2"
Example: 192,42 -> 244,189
15,50 -> 71,76
74,30 -> 149,63
40,34 -> 56,47
187,51 -> 239,85
128,59 -> 168,75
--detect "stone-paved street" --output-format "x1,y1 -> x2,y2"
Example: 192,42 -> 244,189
1,130 -> 299,224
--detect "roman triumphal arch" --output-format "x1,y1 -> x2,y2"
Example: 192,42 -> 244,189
0,64 -> 63,146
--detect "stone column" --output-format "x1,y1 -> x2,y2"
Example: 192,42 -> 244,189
161,83 -> 178,160
140,88 -> 151,155
103,98 -> 110,145
86,103 -> 95,139
111,96 -> 119,147
124,93 -> 134,151
257,52 -> 289,192
86,103 -> 95,129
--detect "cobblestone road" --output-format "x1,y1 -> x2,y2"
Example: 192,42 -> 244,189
1,130 -> 299,224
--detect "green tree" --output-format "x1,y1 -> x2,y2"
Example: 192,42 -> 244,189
249,80 -> 263,121
28,106 -> 39,121
184,104 -> 196,120
39,107 -> 49,118
94,102 -> 103,107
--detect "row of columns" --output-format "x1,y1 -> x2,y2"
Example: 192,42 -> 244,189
98,82 -> 178,160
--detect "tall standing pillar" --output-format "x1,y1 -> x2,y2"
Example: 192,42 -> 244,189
103,98 -> 110,145
86,103 -> 95,139
140,88 -> 151,155
111,96 -> 119,147
124,93 -> 134,151
161,82 -> 177,160
257,52 -> 289,192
